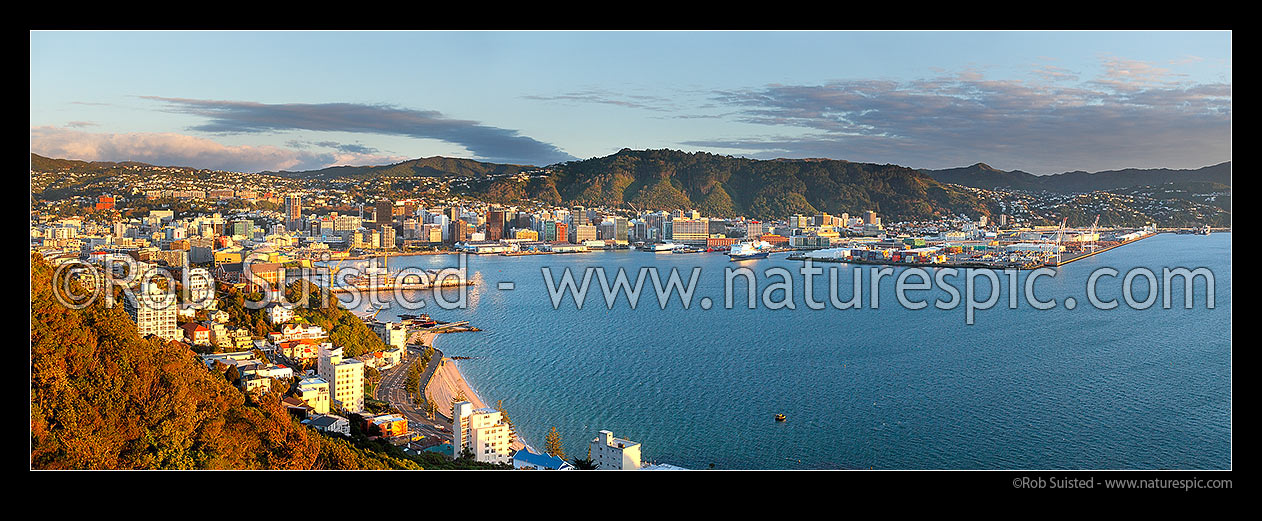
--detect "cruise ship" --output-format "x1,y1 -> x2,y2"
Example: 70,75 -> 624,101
729,240 -> 772,260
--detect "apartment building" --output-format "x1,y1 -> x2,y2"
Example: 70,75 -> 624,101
318,345 -> 364,413
453,401 -> 513,465
589,430 -> 642,470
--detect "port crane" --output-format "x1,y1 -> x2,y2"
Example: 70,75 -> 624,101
1089,215 -> 1100,252
1054,217 -> 1068,266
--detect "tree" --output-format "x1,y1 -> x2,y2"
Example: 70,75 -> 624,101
544,427 -> 565,460
570,457 -> 599,470
496,399 -> 516,438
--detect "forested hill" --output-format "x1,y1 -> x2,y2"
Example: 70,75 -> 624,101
922,161 -> 1232,193
511,148 -> 993,221
31,153 -> 165,173
264,156 -> 536,180
29,254 -> 420,470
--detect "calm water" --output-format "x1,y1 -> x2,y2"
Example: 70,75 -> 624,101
340,233 -> 1231,469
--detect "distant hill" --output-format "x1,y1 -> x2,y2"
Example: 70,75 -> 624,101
923,162 -> 1232,193
263,156 -> 536,180
500,148 -> 994,221
31,153 -> 161,173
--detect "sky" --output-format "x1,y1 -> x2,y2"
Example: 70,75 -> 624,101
30,31 -> 1231,175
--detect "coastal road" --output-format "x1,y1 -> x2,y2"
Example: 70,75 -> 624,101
375,342 -> 451,443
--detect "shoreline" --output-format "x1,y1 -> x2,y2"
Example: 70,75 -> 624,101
424,333 -> 532,454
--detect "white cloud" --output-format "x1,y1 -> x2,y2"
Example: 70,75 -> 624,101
29,126 -> 407,172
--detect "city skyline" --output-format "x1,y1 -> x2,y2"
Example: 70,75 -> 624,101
30,30 -> 1231,175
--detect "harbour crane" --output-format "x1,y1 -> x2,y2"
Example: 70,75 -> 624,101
1090,215 -> 1100,252
1054,217 -> 1068,265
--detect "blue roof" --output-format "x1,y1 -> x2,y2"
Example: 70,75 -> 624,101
513,450 -> 573,470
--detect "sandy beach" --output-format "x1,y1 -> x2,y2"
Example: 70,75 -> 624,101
424,349 -> 528,453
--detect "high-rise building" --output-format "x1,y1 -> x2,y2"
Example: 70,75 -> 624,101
589,430 -> 642,470
614,217 -> 629,241
318,345 -> 364,413
285,194 -> 302,231
380,225 -> 396,249
572,224 -> 597,243
453,401 -> 513,464
449,219 -> 469,243
486,209 -> 506,241
375,199 -> 393,225
230,219 -> 254,238
124,283 -> 179,342
865,211 -> 879,227
670,218 -> 709,245
572,205 -> 588,227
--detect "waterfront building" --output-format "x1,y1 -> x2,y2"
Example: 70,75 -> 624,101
513,450 -> 575,470
487,209 -> 506,241
540,220 -> 558,242
746,220 -> 765,239
512,228 -> 539,241
590,430 -> 642,470
318,345 -> 365,413
448,219 -> 469,243
453,401 -> 512,464
572,224 -> 597,243
670,218 -> 710,245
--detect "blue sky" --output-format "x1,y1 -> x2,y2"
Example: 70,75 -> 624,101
30,31 -> 1231,174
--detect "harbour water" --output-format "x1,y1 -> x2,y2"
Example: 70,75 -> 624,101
340,233 -> 1231,469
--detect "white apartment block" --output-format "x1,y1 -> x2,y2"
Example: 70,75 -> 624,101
590,430 -> 642,470
124,286 -> 179,342
453,401 -> 512,465
318,345 -> 364,413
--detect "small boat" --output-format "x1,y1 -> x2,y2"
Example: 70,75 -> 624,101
775,414 -> 787,422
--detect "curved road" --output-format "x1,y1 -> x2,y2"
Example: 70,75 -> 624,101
375,343 -> 451,443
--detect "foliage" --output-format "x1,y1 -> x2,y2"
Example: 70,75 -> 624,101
544,427 -> 565,460
30,254 -> 417,469
545,149 -> 992,220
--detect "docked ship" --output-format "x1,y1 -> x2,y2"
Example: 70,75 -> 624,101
729,240 -> 772,260
640,242 -> 685,253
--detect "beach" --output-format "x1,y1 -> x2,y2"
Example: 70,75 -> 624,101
424,349 -> 529,453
